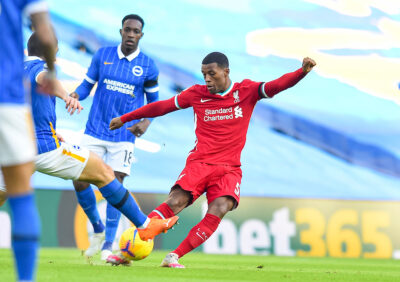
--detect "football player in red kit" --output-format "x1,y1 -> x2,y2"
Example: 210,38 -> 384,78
109,52 -> 316,268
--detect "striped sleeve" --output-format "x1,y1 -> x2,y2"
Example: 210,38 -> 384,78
85,49 -> 101,83
144,59 -> 159,93
258,82 -> 270,99
259,68 -> 306,99
174,86 -> 194,109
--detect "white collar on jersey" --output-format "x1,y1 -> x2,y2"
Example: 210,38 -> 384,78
24,56 -> 43,62
216,81 -> 234,96
117,44 -> 140,61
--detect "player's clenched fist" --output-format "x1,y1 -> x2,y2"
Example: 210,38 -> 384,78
302,57 -> 316,74
110,117 -> 124,130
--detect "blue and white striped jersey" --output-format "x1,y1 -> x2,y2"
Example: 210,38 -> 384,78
24,57 -> 59,154
0,0 -> 48,104
76,45 -> 159,143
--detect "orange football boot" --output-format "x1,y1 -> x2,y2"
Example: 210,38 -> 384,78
138,216 -> 179,241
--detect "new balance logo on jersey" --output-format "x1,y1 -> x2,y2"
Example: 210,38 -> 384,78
233,90 -> 240,103
234,106 -> 243,118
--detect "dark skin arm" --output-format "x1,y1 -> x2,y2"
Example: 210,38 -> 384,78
127,118 -> 151,137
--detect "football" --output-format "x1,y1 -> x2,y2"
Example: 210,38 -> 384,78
119,226 -> 154,260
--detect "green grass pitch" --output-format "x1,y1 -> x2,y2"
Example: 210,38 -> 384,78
1,248 -> 400,281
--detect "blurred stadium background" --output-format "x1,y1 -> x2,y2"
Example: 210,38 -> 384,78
1,0 -> 400,259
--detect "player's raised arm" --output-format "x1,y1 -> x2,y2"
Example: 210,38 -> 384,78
260,57 -> 316,99
30,12 -> 57,71
110,96 -> 178,130
30,12 -> 57,94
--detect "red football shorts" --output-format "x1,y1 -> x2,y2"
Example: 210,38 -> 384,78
174,161 -> 242,209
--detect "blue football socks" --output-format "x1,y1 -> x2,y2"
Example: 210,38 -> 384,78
102,203 -> 121,250
99,179 -> 147,228
8,193 -> 40,282
75,186 -> 104,233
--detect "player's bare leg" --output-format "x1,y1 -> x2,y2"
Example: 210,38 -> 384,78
165,186 -> 192,214
161,196 -> 235,268
2,162 -> 34,196
73,179 -> 90,192
78,152 -> 115,188
148,186 -> 191,219
0,188 -> 6,207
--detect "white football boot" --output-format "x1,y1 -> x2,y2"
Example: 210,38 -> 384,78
85,232 -> 105,257
160,253 -> 185,268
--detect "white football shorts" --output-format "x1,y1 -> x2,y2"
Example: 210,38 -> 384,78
0,105 -> 36,166
35,142 -> 90,180
80,134 -> 134,175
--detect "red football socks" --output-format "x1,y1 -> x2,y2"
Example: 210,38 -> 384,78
173,213 -> 221,258
148,203 -> 175,219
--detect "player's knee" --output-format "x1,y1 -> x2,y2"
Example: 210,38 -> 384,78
94,162 -> 115,187
208,197 -> 235,217
166,186 -> 191,210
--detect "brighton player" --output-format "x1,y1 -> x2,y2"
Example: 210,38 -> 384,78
109,52 -> 316,268
24,33 -> 177,247
0,0 -> 57,281
70,14 -> 159,260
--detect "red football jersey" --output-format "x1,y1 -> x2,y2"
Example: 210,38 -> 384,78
175,79 -> 264,166
120,68 -> 305,166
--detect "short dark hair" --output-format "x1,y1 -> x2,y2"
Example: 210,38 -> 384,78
27,32 -> 43,57
122,14 -> 144,29
202,52 -> 229,68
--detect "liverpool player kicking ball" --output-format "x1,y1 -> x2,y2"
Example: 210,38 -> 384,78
109,52 -> 316,268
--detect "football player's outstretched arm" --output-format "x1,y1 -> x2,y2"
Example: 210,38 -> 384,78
262,57 -> 316,98
110,96 -> 178,130
127,89 -> 160,137
36,72 -> 83,115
